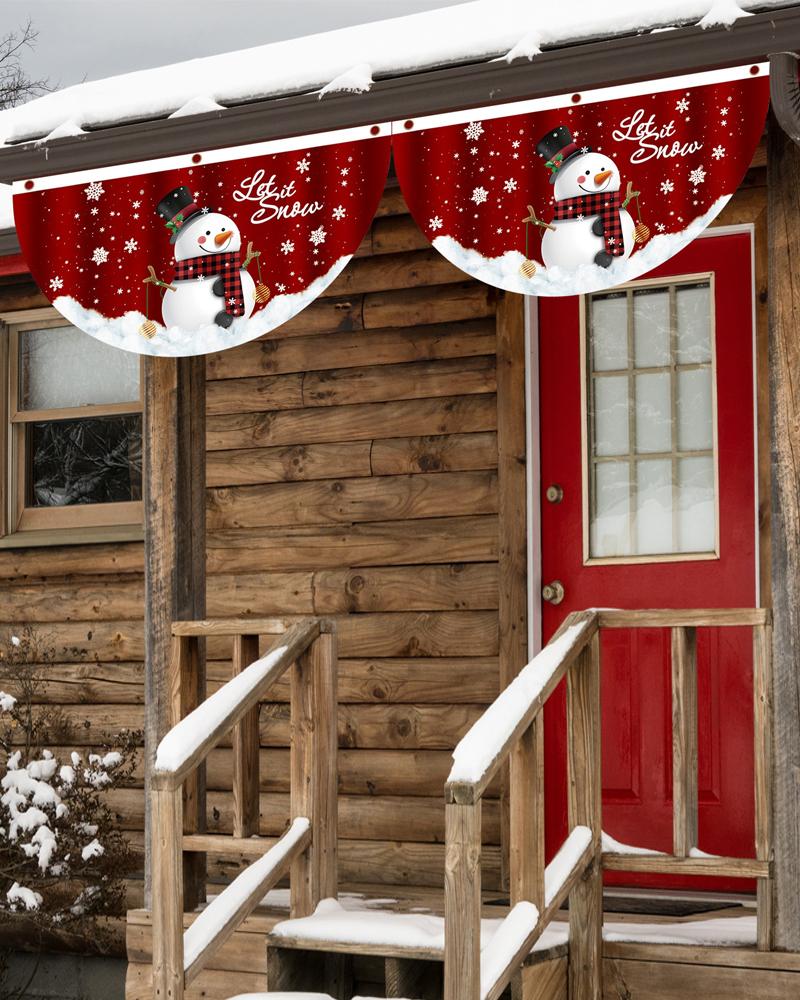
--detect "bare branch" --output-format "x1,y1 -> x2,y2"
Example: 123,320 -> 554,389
0,18 -> 50,111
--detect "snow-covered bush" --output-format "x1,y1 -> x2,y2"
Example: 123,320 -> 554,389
0,627 -> 138,942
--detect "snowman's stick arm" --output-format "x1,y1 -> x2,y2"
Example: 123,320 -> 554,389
522,205 -> 556,232
143,265 -> 176,292
242,242 -> 261,269
622,181 -> 641,208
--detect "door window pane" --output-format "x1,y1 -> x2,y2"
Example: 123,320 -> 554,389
586,279 -> 717,559
19,325 -> 140,410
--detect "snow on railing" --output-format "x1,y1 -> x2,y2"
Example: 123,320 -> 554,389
479,901 -> 540,1000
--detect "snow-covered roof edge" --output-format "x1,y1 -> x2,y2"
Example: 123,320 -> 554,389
0,0 -> 793,146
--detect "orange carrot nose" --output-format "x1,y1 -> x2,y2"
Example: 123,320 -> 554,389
214,230 -> 231,247
594,169 -> 613,185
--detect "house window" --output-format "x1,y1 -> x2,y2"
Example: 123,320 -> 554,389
583,276 -> 718,562
2,309 -> 143,543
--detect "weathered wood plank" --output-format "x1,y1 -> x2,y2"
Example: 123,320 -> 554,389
0,578 -> 145,622
207,440 -> 373,486
206,515 -> 499,572
0,541 -> 143,579
231,634 -> 261,838
371,431 -> 498,476
207,319 -> 495,380
320,248 -> 464,298
150,785 -> 184,999
671,626 -> 698,858
363,282 -> 496,329
444,802 -> 482,1000
601,854 -> 769,878
767,111 -> 800,950
206,470 -> 498,529
598,608 -> 769,628
753,621 -> 774,950
207,393 -> 497,451
601,958 -> 800,1000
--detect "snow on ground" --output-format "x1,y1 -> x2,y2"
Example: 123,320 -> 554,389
448,619 -> 591,785
51,256 -> 350,357
183,818 -> 310,972
433,198 -> 728,298
0,1 -> 787,144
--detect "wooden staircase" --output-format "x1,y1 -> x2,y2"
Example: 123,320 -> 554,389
148,609 -> 775,1000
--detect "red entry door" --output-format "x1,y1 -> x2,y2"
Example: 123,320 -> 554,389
538,232 -> 757,887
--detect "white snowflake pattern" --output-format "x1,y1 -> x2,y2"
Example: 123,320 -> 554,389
656,222 -> 666,232
340,167 -> 350,176
429,216 -> 443,231
84,181 -> 105,201
511,140 -> 521,149
660,179 -> 675,194
471,186 -> 488,206
332,206 -> 346,220
309,226 -> 327,246
503,178 -> 518,193
720,107 -> 729,117
132,200 -> 141,209
464,121 -> 484,141
90,207 -> 99,216
277,283 -> 287,292
49,276 -> 63,291
712,145 -> 726,160
124,238 -> 138,254
281,240 -> 295,255
91,247 -> 109,265
688,165 -> 707,186
676,98 -> 690,113
296,158 -> 310,173
469,147 -> 479,156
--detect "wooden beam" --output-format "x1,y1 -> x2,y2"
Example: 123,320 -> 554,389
231,634 -> 261,838
671,627 -> 698,858
144,356 -> 206,910
754,621 -> 775,950
767,110 -> 800,951
601,854 -> 770,879
444,801 -> 481,1000
598,608 -> 769,628
151,784 -> 185,1000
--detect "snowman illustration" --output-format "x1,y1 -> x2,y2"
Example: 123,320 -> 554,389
143,185 -> 268,335
530,126 -> 646,271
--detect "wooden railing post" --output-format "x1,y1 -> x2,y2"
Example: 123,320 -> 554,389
567,632 -> 602,1000
510,715 -> 545,913
232,634 -> 261,839
170,634 -> 206,911
444,800 -> 481,1000
753,621 -> 774,950
151,778 -> 185,1000
671,626 -> 698,858
290,626 -> 338,917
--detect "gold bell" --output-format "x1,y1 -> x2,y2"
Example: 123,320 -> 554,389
519,259 -> 537,278
139,320 -> 157,340
255,283 -> 271,304
634,222 -> 651,245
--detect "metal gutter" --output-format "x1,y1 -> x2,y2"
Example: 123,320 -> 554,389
0,7 -> 798,183
0,230 -> 21,257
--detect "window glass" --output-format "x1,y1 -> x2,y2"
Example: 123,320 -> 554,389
19,325 -> 140,410
587,279 -> 716,559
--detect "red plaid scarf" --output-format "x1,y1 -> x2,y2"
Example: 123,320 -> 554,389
173,250 -> 245,316
552,191 -> 625,257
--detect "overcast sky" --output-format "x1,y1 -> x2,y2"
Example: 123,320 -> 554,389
5,1 -> 469,91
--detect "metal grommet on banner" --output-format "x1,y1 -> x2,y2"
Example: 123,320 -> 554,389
571,93 -> 581,104
370,125 -> 380,136
750,65 -> 760,75
24,180 -> 34,190
192,153 -> 202,164
404,120 -> 414,130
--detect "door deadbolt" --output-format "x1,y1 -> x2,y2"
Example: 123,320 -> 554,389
542,580 -> 565,605
546,484 -> 564,504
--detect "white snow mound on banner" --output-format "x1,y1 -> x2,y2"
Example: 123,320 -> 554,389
433,198 -> 728,297
51,256 -> 350,358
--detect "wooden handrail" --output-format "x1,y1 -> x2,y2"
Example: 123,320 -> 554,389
151,615 -> 338,1000
443,607 -> 775,1000
153,619 -> 320,787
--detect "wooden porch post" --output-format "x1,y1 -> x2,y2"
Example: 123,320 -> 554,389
144,356 -> 207,909
767,111 -> 800,951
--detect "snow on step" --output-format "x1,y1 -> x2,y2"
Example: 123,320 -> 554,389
270,898 -> 568,955
479,901 -> 539,1000
227,994 -> 335,999
184,818 -> 310,972
449,619 -> 591,784
601,830 -> 665,856
603,916 -> 756,947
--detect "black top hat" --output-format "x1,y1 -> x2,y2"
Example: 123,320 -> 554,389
536,126 -> 591,184
156,185 -> 204,243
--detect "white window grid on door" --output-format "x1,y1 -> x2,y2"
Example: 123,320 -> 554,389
580,271 -> 720,565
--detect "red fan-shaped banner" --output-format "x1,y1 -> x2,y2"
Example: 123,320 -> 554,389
393,65 -> 769,296
13,126 -> 391,356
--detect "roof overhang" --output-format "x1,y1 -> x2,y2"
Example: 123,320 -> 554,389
0,8 -> 797,187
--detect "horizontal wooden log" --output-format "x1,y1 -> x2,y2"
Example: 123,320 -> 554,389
206,371 -> 304,415
320,248 -> 464,298
371,214 -> 430,255
206,515 -> 498,572
207,392 -> 497,451
258,294 -> 363,339
207,318 -> 495,381
362,282 -> 496,330
371,431 -> 497,476
0,578 -> 144,622
206,470 -> 498,530
0,661 -> 144,704
602,853 -> 770,878
207,440 -> 373,486
0,541 -> 143,580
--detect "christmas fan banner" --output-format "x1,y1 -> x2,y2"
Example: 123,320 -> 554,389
12,125 -> 392,356
392,64 -> 769,296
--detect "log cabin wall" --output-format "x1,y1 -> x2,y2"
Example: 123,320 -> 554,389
0,185 -> 523,913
